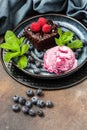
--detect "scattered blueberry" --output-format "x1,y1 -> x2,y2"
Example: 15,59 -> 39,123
76,48 -> 83,53
28,109 -> 36,117
82,40 -> 87,46
12,95 -> 19,103
37,109 -> 44,117
25,100 -> 32,108
28,56 -> 34,63
13,57 -> 19,63
38,53 -> 44,59
12,104 -> 20,112
26,50 -> 31,56
22,106 -> 29,114
74,52 -> 80,59
72,36 -> 76,40
26,63 -> 31,68
46,100 -> 53,108
37,100 -> 45,108
18,97 -> 26,105
36,62 -> 41,68
33,68 -> 40,74
36,88 -> 43,96
26,90 -> 34,97
12,88 -> 54,117
29,45 -> 34,51
31,96 -> 38,105
17,32 -> 25,38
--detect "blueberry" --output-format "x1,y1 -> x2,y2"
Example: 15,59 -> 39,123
12,95 -> 19,103
26,51 -> 31,56
36,88 -> 43,96
46,100 -> 53,108
25,100 -> 32,108
82,40 -> 87,46
36,62 -> 41,68
22,106 -> 29,114
33,68 -> 40,74
37,109 -> 44,117
26,90 -> 34,97
12,104 -> 20,112
29,45 -> 34,51
74,52 -> 80,59
17,32 -> 25,38
31,96 -> 38,105
76,48 -> 83,53
13,57 -> 19,63
38,53 -> 44,59
37,100 -> 45,108
26,63 -> 31,68
28,109 -> 36,117
18,97 -> 26,105
28,56 -> 34,63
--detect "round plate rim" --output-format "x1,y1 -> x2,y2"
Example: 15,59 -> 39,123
14,13 -> 87,31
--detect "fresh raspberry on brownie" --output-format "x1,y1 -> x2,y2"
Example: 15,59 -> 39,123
30,22 -> 41,33
38,17 -> 47,27
42,24 -> 51,33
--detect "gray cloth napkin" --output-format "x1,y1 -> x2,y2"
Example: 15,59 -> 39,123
0,0 -> 87,35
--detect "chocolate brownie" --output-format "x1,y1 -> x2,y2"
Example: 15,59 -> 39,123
24,18 -> 59,51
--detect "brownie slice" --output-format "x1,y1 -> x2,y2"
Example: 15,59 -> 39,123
24,19 -> 59,51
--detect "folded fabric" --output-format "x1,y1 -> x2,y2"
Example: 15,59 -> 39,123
0,0 -> 87,35
67,0 -> 87,23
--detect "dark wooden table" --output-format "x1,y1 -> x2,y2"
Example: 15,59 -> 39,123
0,36 -> 87,130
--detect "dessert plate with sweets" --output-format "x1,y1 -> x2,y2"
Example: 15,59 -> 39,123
1,14 -> 87,79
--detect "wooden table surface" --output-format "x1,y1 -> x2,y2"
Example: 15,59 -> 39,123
0,36 -> 87,130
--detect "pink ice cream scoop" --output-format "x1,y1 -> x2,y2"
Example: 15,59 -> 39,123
43,46 -> 77,74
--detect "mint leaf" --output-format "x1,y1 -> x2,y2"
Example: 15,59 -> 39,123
62,31 -> 73,42
5,30 -> 20,44
0,43 -> 9,49
55,38 -> 64,46
55,28 -> 74,46
4,51 -> 20,62
4,30 -> 20,51
20,44 -> 30,55
0,42 -> 20,52
19,37 -> 25,45
17,55 -> 28,69
0,30 -> 30,69
59,31 -> 73,44
58,28 -> 63,37
67,40 -> 83,49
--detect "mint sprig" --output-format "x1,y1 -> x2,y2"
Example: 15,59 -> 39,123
17,55 -> 28,69
55,28 -> 83,49
67,39 -> 83,49
0,30 -> 30,69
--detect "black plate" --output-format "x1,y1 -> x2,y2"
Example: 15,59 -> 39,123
6,14 -> 87,79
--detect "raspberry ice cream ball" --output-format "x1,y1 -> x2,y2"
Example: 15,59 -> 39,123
43,46 -> 77,74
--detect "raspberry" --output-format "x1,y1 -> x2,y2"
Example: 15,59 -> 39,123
42,24 -> 51,33
30,22 -> 41,32
38,17 -> 47,27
